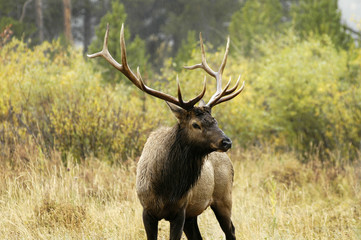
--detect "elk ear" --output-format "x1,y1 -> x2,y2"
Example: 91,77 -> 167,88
166,102 -> 187,121
198,99 -> 206,107
204,106 -> 211,114
198,100 -> 211,114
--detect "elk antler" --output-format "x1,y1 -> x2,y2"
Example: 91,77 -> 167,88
184,33 -> 245,108
87,24 -> 206,110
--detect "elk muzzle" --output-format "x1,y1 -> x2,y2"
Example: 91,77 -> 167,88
219,136 -> 232,152
220,137 -> 232,151
209,130 -> 232,152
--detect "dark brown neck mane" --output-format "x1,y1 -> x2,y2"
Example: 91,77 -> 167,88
153,125 -> 211,202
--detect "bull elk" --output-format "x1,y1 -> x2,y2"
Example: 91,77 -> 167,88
88,24 -> 244,240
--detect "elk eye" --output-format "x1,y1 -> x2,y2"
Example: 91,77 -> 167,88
192,123 -> 201,130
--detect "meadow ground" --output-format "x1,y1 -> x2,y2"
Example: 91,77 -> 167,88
0,143 -> 360,239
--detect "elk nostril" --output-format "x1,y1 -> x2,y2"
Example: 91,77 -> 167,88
221,138 -> 232,149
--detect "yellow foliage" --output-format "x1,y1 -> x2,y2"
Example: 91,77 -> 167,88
159,32 -> 361,160
1,33 -> 361,161
0,39 -> 161,160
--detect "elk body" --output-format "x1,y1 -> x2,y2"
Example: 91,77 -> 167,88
88,24 -> 244,240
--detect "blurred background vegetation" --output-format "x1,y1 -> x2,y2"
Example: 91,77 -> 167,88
1,0 -> 361,163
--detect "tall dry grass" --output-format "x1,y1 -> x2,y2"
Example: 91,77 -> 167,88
0,143 -> 360,239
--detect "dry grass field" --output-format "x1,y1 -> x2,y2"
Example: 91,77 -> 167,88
0,143 -> 360,239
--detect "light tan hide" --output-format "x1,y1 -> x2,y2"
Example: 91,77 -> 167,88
136,127 -> 233,221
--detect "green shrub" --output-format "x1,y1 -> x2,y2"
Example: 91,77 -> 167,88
0,39 -> 163,161
1,32 -> 360,163
223,32 -> 360,160
170,31 -> 361,160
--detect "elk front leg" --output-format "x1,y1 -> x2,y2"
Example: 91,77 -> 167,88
143,210 -> 159,240
183,216 -> 202,240
211,204 -> 236,240
169,208 -> 186,240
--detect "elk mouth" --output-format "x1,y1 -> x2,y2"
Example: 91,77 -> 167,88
211,137 -> 232,152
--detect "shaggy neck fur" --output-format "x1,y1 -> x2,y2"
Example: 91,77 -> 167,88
153,125 -> 211,202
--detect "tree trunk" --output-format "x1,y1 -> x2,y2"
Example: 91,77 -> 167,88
83,0 -> 91,54
35,0 -> 44,42
19,0 -> 33,22
63,0 -> 73,44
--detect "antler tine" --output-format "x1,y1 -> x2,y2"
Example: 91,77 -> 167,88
225,74 -> 241,95
120,24 -> 132,73
118,24 -> 143,90
184,33 -> 217,78
87,24 -> 207,110
183,32 -> 245,108
207,76 -> 232,106
175,75 -> 207,109
183,32 -> 242,108
176,75 -> 185,106
184,33 -> 222,95
210,80 -> 245,107
219,36 -> 230,75
87,23 -> 122,71
183,77 -> 207,108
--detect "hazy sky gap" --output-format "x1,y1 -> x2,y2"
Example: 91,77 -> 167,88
338,0 -> 361,31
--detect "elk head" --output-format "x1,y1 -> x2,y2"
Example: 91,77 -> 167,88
87,24 -> 244,153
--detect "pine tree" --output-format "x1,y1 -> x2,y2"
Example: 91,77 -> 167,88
229,0 -> 284,56
292,0 -> 352,48
88,1 -> 150,84
0,0 -> 36,42
173,30 -> 197,71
